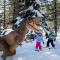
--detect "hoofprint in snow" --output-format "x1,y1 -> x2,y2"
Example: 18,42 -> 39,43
0,40 -> 60,60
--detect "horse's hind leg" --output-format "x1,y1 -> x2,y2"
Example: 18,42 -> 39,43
2,48 -> 7,60
2,49 -> 16,60
0,44 -> 7,60
0,48 -> 7,60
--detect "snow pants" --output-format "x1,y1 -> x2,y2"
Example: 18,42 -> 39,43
47,39 -> 55,48
35,42 -> 41,49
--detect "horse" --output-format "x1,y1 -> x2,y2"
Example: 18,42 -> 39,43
0,17 -> 41,60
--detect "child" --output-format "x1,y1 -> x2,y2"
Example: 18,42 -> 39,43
46,32 -> 56,48
34,32 -> 44,51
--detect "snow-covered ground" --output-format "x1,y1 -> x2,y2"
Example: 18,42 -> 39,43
0,39 -> 60,60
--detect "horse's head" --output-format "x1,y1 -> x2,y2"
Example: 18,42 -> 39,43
25,17 -> 41,31
11,14 -> 41,31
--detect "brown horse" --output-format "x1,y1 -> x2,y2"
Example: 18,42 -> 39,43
0,17 -> 41,60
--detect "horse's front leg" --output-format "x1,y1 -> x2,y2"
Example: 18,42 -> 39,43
8,44 -> 16,56
9,43 -> 16,55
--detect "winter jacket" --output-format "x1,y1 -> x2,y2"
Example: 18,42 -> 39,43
35,35 -> 43,42
48,33 -> 56,40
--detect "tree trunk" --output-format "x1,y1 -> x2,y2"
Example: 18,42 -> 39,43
54,0 -> 57,36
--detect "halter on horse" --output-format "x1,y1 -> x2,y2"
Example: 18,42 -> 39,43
0,16 -> 41,60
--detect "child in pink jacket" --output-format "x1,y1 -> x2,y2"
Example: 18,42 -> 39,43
34,33 -> 44,51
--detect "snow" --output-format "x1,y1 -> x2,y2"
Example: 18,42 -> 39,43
35,0 -> 41,4
19,4 -> 34,14
1,29 -> 14,35
0,10 -> 3,13
25,5 -> 34,11
19,0 -> 46,18
34,10 -> 44,17
12,40 -> 60,60
32,9 -> 45,18
15,18 -> 24,25
15,16 -> 24,25
48,0 -> 53,2
16,16 -> 21,20
56,31 -> 60,40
